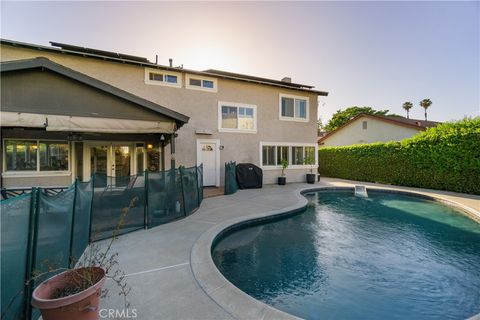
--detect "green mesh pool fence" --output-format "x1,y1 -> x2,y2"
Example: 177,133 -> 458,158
0,164 -> 203,320
224,161 -> 238,195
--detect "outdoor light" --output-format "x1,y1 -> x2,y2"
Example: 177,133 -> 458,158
147,144 -> 153,149
160,134 -> 165,141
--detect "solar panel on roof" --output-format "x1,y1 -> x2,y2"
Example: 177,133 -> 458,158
50,41 -> 150,63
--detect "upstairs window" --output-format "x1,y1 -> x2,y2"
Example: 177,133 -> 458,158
186,74 -> 217,92
279,94 -> 309,121
218,102 -> 257,133
145,68 -> 182,88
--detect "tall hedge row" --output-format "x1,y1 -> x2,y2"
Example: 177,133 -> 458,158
318,118 -> 480,195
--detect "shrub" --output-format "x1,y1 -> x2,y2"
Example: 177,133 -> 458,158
318,118 -> 480,195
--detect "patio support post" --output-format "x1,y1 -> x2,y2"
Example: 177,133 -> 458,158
170,133 -> 176,169
144,170 -> 149,229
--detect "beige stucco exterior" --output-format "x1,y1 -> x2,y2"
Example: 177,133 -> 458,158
319,116 -> 423,147
1,44 -> 321,186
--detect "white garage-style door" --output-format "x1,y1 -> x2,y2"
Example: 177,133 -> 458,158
197,139 -> 220,187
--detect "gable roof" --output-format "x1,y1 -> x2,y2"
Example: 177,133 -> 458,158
318,113 -> 440,143
1,57 -> 189,128
0,38 -> 328,96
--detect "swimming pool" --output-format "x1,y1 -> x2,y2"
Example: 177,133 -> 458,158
212,189 -> 480,320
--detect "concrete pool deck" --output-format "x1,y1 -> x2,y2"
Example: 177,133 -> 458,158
100,178 -> 480,320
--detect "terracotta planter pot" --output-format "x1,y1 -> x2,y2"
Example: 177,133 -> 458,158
32,267 -> 106,320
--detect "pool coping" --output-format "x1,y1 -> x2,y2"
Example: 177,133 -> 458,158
190,185 -> 480,320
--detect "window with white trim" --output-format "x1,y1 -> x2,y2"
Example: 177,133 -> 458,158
4,140 -> 69,172
186,74 -> 217,92
145,68 -> 182,87
218,102 -> 257,133
262,146 -> 275,166
279,94 -> 309,121
260,143 -> 317,169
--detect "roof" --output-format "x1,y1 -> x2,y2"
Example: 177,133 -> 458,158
1,38 -> 328,96
0,57 -> 190,128
318,113 -> 440,143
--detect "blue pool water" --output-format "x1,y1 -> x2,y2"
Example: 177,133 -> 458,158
212,190 -> 480,320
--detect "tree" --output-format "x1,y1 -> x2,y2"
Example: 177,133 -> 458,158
402,102 -> 413,119
325,106 -> 390,132
419,99 -> 432,121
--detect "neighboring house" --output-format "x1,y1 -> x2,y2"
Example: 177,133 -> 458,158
318,114 -> 440,147
1,39 -> 328,188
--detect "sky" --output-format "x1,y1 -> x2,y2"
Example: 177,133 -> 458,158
1,1 -> 479,123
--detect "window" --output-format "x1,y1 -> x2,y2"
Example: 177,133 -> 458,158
260,143 -> 317,169
39,141 -> 69,171
292,146 -> 304,165
5,140 -> 37,171
145,68 -> 182,88
279,94 -> 309,121
186,74 -> 217,92
276,146 -> 289,165
362,121 -> 368,130
218,102 -> 257,133
4,140 -> 69,172
262,146 -> 275,166
305,146 -> 315,161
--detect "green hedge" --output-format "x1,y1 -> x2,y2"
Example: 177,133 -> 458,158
318,118 -> 480,195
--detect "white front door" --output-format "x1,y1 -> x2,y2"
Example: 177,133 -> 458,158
197,139 -> 219,186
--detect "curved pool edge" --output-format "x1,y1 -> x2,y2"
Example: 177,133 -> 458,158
190,186 -> 480,320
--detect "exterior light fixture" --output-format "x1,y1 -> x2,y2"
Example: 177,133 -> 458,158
147,144 -> 154,149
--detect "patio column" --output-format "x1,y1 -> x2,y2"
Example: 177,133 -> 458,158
170,133 -> 176,169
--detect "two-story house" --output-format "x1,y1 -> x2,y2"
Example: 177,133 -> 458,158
0,39 -> 328,188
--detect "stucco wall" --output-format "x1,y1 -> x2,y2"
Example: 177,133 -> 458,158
1,45 -> 319,185
320,116 -> 422,147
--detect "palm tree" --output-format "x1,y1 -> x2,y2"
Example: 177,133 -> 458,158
402,102 -> 413,119
419,99 -> 432,121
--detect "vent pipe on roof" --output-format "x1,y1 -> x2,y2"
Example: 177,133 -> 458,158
281,77 -> 292,83
155,55 -> 158,64
169,58 -> 173,67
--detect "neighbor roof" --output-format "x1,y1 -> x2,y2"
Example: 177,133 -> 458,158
0,57 -> 190,128
0,38 -> 328,96
318,113 -> 440,143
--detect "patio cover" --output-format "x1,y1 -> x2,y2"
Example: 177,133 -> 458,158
0,111 -> 176,133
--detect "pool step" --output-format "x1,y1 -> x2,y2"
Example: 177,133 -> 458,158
355,185 -> 368,197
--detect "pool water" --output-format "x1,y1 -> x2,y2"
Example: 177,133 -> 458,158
212,190 -> 480,320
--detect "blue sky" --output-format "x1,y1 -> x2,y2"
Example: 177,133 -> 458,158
1,1 -> 478,123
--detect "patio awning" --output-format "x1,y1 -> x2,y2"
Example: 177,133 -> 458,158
1,112 -> 176,133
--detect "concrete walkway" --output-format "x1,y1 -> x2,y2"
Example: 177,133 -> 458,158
100,178 -> 480,320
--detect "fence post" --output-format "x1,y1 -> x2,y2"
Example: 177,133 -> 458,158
24,188 -> 40,320
68,180 -> 78,268
144,170 -> 149,229
179,167 -> 186,216
88,174 -> 95,242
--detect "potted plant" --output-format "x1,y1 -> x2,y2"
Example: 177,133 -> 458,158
278,159 -> 288,185
30,197 -> 135,320
304,156 -> 316,184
